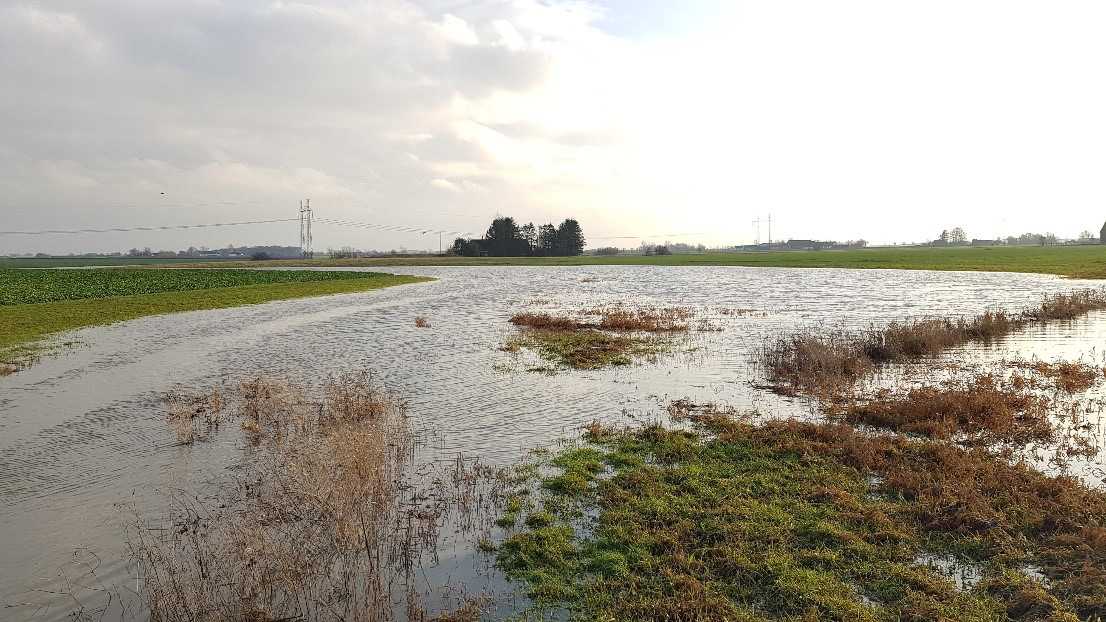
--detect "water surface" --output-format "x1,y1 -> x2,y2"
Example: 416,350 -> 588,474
2,265 -> 1104,619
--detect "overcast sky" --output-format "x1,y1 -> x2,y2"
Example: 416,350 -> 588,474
2,1 -> 1105,254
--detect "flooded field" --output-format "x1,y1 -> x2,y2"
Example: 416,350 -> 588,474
2,266 -> 1105,620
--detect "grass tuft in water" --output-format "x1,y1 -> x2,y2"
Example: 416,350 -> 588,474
760,289 -> 1106,390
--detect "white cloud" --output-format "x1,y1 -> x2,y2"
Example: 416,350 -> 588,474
439,13 -> 480,45
1,0 -> 1105,254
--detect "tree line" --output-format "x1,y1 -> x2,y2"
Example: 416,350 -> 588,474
451,216 -> 585,257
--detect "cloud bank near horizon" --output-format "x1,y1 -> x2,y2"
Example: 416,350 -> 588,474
2,1 -> 1104,254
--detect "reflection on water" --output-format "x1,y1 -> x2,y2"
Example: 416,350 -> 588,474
1,265 -> 1104,619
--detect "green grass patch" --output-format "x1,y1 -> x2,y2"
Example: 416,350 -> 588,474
187,245 -> 1106,278
0,273 -> 430,368
504,329 -> 668,370
0,257 -> 234,269
496,415 -> 1105,621
0,268 -> 406,305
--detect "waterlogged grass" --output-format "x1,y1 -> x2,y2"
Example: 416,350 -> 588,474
189,245 -> 1106,279
496,414 -> 1106,621
0,273 -> 430,368
504,308 -> 706,370
504,330 -> 666,370
761,290 -> 1106,390
0,268 -> 404,305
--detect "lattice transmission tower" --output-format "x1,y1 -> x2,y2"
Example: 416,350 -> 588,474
299,199 -> 313,258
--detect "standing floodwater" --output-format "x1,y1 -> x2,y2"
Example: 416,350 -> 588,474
1,266 -> 1105,619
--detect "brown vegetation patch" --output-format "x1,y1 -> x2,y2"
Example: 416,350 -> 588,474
1029,289 -> 1106,320
415,315 -> 431,328
761,289 -> 1106,390
139,372 -> 509,621
503,408 -> 1106,620
510,306 -> 709,334
0,362 -> 17,376
763,419 -> 1106,618
508,312 -> 583,331
597,307 -> 694,332
828,374 -> 1054,446
506,306 -> 715,370
1010,360 -> 1103,394
164,389 -> 227,444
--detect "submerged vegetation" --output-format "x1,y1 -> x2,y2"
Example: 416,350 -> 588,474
761,289 -> 1106,389
504,306 -> 715,370
825,370 -> 1102,449
495,409 -> 1106,621
138,372 -> 509,621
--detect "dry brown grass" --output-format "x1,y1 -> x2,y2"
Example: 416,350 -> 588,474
506,306 -> 711,370
758,419 -> 1106,618
758,329 -> 872,390
0,362 -> 17,376
828,374 -> 1055,446
510,306 -> 706,334
415,316 -> 431,328
597,308 -> 693,332
761,289 -> 1106,390
137,372 -> 509,622
164,389 -> 227,444
1011,360 -> 1104,394
1029,289 -> 1106,320
508,311 -> 583,331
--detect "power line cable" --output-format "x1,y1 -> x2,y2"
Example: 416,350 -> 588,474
590,232 -> 710,240
0,200 -> 295,210
0,218 -> 298,236
314,217 -> 477,238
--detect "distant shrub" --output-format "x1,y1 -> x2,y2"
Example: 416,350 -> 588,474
251,252 -> 273,261
593,247 -> 620,256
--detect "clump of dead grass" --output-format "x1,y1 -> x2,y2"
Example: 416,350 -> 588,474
761,289 -> 1106,390
164,390 -> 227,444
1029,289 -> 1106,321
0,362 -> 18,376
509,312 -> 583,331
138,372 -> 510,621
505,306 -> 718,370
597,307 -> 693,332
828,374 -> 1055,446
414,316 -> 431,328
510,306 -> 705,334
1010,360 -> 1103,394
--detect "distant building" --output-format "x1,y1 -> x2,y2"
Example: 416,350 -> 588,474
1101,222 -> 1106,244
971,239 -> 1000,246
784,239 -> 837,251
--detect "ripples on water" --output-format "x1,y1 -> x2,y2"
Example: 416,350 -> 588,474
1,265 -> 1104,619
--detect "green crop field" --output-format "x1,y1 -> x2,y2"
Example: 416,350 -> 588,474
0,269 -> 431,371
188,245 -> 1106,279
0,257 -> 228,268
0,268 -> 402,305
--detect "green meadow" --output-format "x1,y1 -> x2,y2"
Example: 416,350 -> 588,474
180,245 -> 1106,279
0,270 -> 430,370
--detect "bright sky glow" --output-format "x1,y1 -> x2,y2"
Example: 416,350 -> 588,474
2,1 -> 1104,253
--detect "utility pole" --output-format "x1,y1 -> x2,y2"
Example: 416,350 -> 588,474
752,216 -> 761,245
299,199 -> 313,258
766,213 -> 774,247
